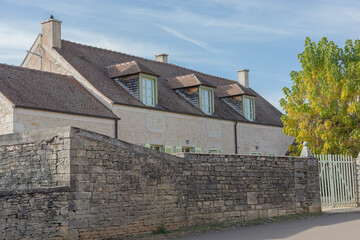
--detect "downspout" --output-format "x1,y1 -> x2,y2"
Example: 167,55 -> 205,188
234,121 -> 238,154
114,119 -> 118,139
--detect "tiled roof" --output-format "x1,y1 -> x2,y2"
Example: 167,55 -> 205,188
215,83 -> 257,98
106,61 -> 160,78
0,64 -> 117,119
168,74 -> 216,89
55,40 -> 283,126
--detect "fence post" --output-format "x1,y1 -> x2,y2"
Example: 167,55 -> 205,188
300,142 -> 312,157
355,153 -> 360,207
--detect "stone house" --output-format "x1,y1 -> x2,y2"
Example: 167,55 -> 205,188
0,16 -> 293,155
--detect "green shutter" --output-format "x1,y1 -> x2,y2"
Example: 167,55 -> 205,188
209,148 -> 220,154
195,147 -> 202,153
175,146 -> 182,153
143,144 -> 150,149
251,152 -> 262,155
165,145 -> 173,154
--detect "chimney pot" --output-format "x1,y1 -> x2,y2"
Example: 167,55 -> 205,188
156,53 -> 168,63
238,69 -> 249,88
41,17 -> 62,49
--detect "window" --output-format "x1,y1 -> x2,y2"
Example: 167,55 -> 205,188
243,97 -> 255,121
182,147 -> 195,153
200,87 -> 214,115
150,144 -> 163,151
141,77 -> 155,106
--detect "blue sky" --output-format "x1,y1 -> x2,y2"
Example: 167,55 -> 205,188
1,0 -> 360,111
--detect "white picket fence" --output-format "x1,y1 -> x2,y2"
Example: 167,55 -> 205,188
315,154 -> 357,210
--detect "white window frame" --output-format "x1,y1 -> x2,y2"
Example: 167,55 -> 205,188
199,86 -> 214,115
243,96 -> 255,121
139,73 -> 157,106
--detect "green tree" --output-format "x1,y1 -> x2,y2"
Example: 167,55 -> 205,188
280,37 -> 360,156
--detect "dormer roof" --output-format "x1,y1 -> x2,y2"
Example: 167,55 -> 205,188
168,74 -> 216,89
215,83 -> 257,98
106,61 -> 160,78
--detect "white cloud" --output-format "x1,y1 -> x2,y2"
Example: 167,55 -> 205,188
0,23 -> 37,50
158,25 -> 214,51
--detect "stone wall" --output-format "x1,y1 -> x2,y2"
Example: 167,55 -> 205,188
0,95 -> 13,135
0,127 -> 320,239
0,127 -> 71,190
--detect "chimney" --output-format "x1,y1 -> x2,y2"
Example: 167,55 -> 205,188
238,69 -> 249,88
41,15 -> 62,49
155,53 -> 168,63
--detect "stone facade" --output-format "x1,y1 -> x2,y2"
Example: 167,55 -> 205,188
12,108 -> 116,137
0,127 -> 320,239
0,95 -> 13,135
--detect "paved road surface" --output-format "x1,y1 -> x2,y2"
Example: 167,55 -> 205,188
174,212 -> 360,240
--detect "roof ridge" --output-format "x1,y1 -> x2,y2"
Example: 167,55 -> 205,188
61,39 -> 240,85
0,63 -> 72,78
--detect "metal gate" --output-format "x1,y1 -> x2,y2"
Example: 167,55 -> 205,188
316,154 -> 356,210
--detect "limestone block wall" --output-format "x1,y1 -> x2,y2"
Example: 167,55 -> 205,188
0,127 -> 72,239
0,95 -> 13,135
0,127 -> 71,190
0,189 -> 70,239
69,128 -> 320,239
0,127 -> 320,239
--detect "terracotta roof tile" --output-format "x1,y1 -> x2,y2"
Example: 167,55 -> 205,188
55,40 -> 283,127
106,61 -> 160,78
168,74 -> 216,89
0,64 -> 117,119
215,83 -> 257,98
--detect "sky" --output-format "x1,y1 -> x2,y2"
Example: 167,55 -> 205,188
1,0 -> 360,111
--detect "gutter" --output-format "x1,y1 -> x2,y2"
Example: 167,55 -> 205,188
114,119 -> 118,139
234,121 -> 238,154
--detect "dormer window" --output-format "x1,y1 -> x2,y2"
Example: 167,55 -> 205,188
215,83 -> 256,121
106,61 -> 159,107
243,96 -> 255,121
200,86 -> 214,115
168,74 -> 216,115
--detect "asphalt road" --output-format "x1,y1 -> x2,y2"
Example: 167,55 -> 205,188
174,212 -> 360,240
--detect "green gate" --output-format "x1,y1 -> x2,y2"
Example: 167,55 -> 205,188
316,154 -> 356,210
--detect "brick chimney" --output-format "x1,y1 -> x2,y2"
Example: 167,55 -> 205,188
155,54 -> 168,63
238,69 -> 249,88
41,15 -> 62,49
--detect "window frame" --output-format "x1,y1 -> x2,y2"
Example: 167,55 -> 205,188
150,144 -> 164,152
139,73 -> 158,106
182,146 -> 195,153
199,86 -> 214,115
243,96 -> 255,121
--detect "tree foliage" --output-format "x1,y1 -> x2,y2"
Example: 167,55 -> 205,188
280,37 -> 360,156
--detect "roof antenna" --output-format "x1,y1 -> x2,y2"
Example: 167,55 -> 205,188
50,15 -> 54,20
